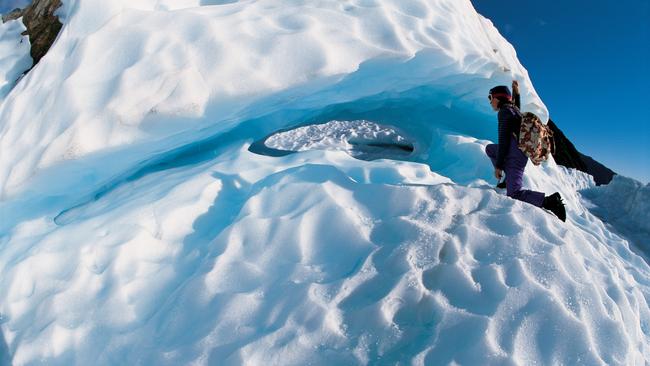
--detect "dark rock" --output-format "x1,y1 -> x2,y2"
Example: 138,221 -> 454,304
578,152 -> 616,186
547,119 -> 588,172
548,118 -> 616,185
2,8 -> 23,21
2,0 -> 63,67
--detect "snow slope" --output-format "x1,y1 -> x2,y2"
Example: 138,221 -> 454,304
581,176 -> 650,260
1,0 -> 649,365
0,17 -> 31,102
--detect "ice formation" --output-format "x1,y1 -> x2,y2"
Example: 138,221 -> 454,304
0,0 -> 648,365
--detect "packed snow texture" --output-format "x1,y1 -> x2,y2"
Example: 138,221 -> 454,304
0,0 -> 649,365
263,120 -> 414,159
0,17 -> 31,101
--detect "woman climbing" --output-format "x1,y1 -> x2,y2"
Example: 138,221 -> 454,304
485,81 -> 566,221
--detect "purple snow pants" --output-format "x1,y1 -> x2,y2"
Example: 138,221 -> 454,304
485,137 -> 545,207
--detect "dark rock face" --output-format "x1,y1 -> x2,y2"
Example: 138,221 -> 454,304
2,8 -> 24,20
548,119 -> 616,185
2,0 -> 63,67
578,152 -> 617,186
547,120 -> 588,172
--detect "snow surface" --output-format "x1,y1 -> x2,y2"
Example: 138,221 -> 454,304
0,0 -> 649,365
0,17 -> 31,102
581,175 -> 650,261
263,120 -> 414,160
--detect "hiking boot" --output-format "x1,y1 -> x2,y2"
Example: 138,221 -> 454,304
543,192 -> 566,222
496,179 -> 507,189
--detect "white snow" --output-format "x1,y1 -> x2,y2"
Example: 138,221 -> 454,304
0,17 -> 31,102
0,0 -> 549,197
0,0 -> 648,365
581,175 -> 650,260
263,120 -> 414,159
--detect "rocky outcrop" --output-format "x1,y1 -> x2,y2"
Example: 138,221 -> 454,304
578,152 -> 617,186
2,0 -> 62,67
549,119 -> 616,185
548,119 -> 588,172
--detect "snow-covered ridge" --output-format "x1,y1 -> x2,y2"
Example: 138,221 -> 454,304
0,0 -> 648,365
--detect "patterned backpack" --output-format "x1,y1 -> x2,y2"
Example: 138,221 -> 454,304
517,112 -> 555,165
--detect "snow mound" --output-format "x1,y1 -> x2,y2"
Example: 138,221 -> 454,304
0,0 -> 548,196
261,120 -> 414,160
4,146 -> 650,365
0,0 -> 649,365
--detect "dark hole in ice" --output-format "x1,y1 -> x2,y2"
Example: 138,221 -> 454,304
249,120 -> 415,161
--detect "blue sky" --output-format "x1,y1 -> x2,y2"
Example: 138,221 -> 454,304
471,0 -> 650,184
0,0 -> 30,13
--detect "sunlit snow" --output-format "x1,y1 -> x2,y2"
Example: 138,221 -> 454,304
0,0 -> 648,365
0,17 -> 31,101
262,120 -> 414,160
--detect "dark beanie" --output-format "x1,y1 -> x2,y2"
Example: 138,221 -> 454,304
489,85 -> 512,101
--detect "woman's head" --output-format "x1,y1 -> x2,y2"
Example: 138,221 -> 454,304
488,85 -> 512,110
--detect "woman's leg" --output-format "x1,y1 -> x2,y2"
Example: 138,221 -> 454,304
505,142 -> 545,207
485,144 -> 498,167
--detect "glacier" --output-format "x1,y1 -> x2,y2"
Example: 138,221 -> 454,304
0,0 -> 649,364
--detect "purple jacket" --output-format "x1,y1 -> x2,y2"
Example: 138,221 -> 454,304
495,101 -> 522,170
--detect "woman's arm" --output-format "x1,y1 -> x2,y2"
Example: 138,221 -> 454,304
512,80 -> 521,109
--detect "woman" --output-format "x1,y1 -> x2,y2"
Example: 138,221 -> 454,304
485,81 -> 566,221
